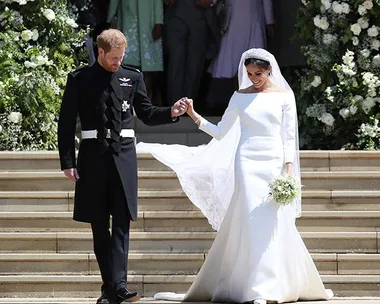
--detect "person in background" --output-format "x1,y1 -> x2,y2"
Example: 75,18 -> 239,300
107,0 -> 164,104
206,0 -> 275,114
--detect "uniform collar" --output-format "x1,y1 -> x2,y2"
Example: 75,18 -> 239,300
94,60 -> 114,77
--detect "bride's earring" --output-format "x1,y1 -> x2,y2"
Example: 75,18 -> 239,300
254,300 -> 267,304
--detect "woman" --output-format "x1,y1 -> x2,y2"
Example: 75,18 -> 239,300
137,49 -> 333,304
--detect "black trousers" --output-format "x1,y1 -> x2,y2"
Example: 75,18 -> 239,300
165,15 -> 209,105
90,151 -> 131,294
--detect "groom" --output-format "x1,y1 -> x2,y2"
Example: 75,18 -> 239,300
58,29 -> 188,304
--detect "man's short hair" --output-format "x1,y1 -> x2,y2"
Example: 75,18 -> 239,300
97,29 -> 127,53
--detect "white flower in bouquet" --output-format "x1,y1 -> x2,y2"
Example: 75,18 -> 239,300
373,54 -> 380,66
339,108 -> 350,119
20,29 -> 33,41
8,112 -> 22,124
321,0 -> 332,9
311,76 -> 322,87
352,36 -> 359,45
301,0 -> 309,6
319,112 -> 335,126
43,9 -> 55,21
350,105 -> 358,114
341,2 -> 350,14
368,26 -> 379,37
31,29 -> 38,41
66,18 -> 78,28
268,175 -> 301,206
358,18 -> 369,29
351,23 -> 362,35
358,5 -> 367,15
363,0 -> 373,10
372,40 -> 380,50
360,49 -> 371,58
0,125 -> 2,134
332,1 -> 343,14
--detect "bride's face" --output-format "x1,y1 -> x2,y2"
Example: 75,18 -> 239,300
246,64 -> 271,89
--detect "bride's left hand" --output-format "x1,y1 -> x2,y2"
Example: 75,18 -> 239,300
285,163 -> 293,176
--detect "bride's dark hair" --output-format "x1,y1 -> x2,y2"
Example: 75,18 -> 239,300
244,57 -> 271,70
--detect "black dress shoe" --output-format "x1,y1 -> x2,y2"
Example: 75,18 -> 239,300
97,289 -> 110,304
116,288 -> 142,303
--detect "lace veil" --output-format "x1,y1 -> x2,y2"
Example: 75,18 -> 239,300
137,48 -> 301,231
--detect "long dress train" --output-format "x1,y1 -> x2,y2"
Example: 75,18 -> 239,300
137,91 -> 333,303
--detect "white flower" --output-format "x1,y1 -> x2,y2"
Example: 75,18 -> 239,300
321,0 -> 331,9
339,108 -> 350,119
65,18 -> 78,28
31,29 -> 38,41
360,49 -> 371,58
24,60 -> 37,68
358,5 -> 367,15
352,36 -> 359,46
341,2 -> 350,14
8,112 -> 22,124
358,18 -> 369,29
314,15 -> 330,30
20,30 -> 33,41
373,54 -> 380,66
0,125 -> 2,134
319,113 -> 335,126
368,26 -> 379,37
351,23 -> 362,36
362,0 -> 373,10
323,33 -> 336,44
350,105 -> 358,114
332,1 -> 343,14
372,40 -> 380,50
311,76 -> 322,87
362,97 -> 376,113
43,9 -> 55,21
301,0 -> 309,5
320,5 -> 327,14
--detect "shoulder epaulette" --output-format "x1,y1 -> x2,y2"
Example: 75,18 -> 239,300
121,64 -> 141,74
70,65 -> 88,76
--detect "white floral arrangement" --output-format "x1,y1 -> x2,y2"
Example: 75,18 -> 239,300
268,175 -> 302,205
294,0 -> 380,150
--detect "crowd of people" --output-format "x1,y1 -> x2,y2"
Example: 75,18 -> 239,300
71,0 -> 276,115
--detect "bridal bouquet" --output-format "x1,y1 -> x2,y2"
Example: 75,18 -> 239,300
268,175 -> 302,205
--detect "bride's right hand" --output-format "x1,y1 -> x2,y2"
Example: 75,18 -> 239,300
185,98 -> 194,114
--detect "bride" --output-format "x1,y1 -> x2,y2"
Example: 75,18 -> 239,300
137,48 -> 333,304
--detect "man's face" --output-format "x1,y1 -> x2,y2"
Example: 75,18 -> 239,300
98,47 -> 125,72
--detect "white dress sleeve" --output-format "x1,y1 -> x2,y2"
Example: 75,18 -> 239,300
198,96 -> 238,141
282,92 -> 297,164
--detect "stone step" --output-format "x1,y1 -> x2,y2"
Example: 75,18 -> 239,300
0,299 -> 379,304
1,151 -> 379,172
1,171 -> 380,191
1,253 -> 380,276
1,211 -> 380,232
0,231 -> 378,253
1,190 -> 380,212
0,274 -> 380,297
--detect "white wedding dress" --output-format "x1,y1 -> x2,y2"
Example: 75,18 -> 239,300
137,91 -> 333,303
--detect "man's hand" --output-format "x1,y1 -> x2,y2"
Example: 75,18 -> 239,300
266,24 -> 275,39
164,0 -> 176,6
152,24 -> 162,41
171,97 -> 188,117
195,0 -> 213,7
63,168 -> 80,182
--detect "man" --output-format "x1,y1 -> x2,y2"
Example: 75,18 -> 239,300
58,29 -> 187,304
164,0 -> 220,105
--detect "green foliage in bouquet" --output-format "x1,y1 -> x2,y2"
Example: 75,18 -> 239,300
0,0 -> 89,150
294,0 -> 380,150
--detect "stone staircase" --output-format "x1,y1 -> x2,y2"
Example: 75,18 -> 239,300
0,151 -> 380,303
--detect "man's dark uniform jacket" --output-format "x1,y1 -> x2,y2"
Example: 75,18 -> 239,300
58,62 -> 176,223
